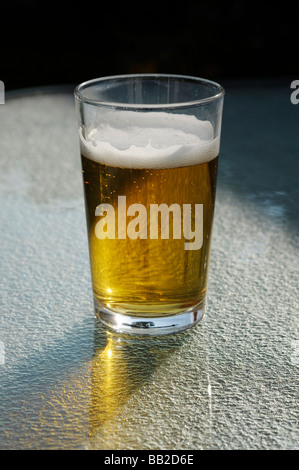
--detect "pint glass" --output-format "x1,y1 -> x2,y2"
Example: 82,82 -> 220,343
74,74 -> 224,335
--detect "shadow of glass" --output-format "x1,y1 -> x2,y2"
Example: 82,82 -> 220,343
88,318 -> 212,450
89,320 -> 189,438
0,315 -> 94,449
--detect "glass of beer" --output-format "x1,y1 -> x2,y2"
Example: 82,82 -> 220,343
74,74 -> 224,335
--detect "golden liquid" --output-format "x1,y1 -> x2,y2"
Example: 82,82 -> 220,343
81,154 -> 218,317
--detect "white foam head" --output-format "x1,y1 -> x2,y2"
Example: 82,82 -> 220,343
80,110 -> 219,169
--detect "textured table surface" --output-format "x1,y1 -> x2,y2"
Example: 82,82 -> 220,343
0,83 -> 298,450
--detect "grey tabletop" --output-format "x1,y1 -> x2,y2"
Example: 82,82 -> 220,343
0,82 -> 298,450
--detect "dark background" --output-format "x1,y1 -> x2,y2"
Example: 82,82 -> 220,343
1,0 -> 299,91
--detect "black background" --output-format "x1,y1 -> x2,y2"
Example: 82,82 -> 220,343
1,0 -> 299,91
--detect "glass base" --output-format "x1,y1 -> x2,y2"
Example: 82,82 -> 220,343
94,298 -> 205,336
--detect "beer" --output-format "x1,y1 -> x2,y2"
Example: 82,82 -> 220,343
75,74 -> 224,333
80,111 -> 218,317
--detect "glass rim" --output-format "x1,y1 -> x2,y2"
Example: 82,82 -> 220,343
74,73 -> 225,110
